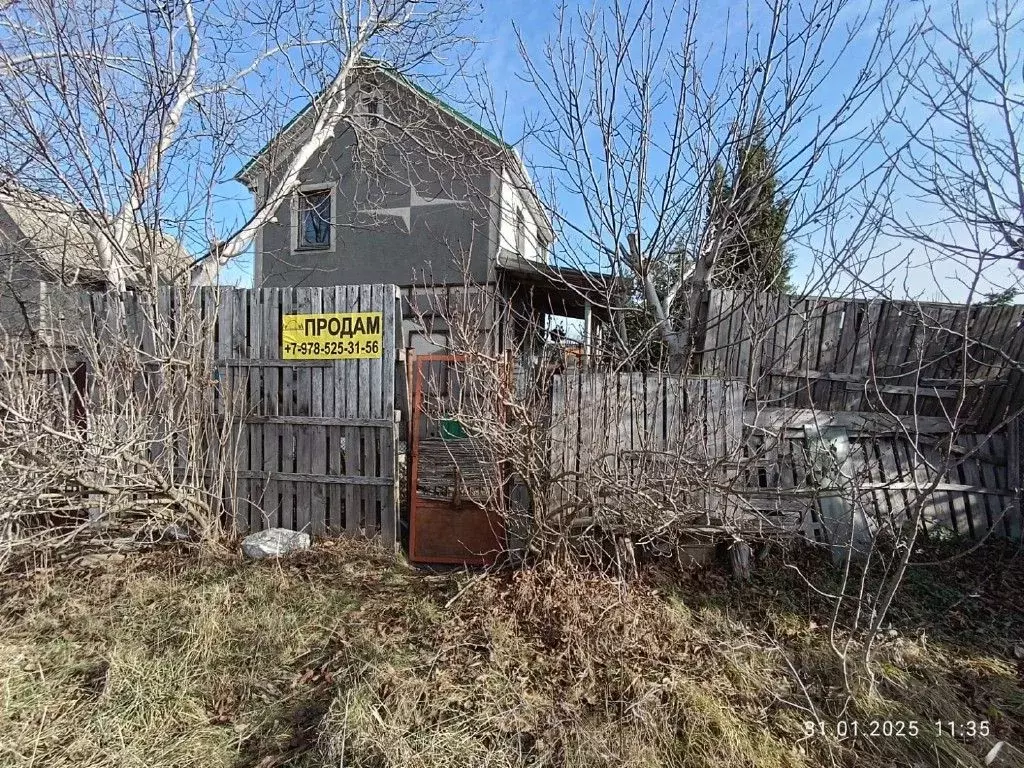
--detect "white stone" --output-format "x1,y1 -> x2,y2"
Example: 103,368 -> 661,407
241,528 -> 310,559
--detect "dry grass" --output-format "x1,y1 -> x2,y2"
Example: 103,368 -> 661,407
1,538 -> 1021,767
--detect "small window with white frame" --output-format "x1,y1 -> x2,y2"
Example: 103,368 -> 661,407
295,186 -> 332,251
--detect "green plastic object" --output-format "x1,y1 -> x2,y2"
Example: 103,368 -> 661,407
439,418 -> 468,440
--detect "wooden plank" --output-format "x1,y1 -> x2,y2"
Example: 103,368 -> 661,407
748,408 -> 962,434
213,359 -> 343,367
849,302 -> 881,410
966,303 -> 1000,380
366,284 -> 383,536
808,300 -> 836,408
224,289 -> 245,529
263,287 -> 283,528
344,284 -> 361,535
945,446 -> 969,536
228,470 -> 392,485
292,288 -> 313,533
307,288 -> 326,536
358,283 -> 375,535
976,437 -> 1007,534
894,439 -> 928,537
977,306 -> 1023,427
873,439 -> 901,529
930,452 -> 956,538
549,373 -> 567,516
958,438 -> 986,538
150,288 -> 172,471
1007,420 -> 1023,540
848,300 -> 881,409
380,284 -> 398,550
762,368 -> 1003,386
851,383 -> 957,398
240,415 -> 393,427
787,298 -> 812,409
872,301 -> 908,383
799,300 -> 827,408
260,286 -> 280,528
320,286 -> 338,532
918,306 -> 956,383
651,374 -> 666,456
276,289 -> 296,530
722,291 -> 740,378
759,293 -> 785,408
732,296 -> 750,385
832,299 -> 860,376
778,295 -> 801,407
330,286 -> 346,532
893,304 -> 924,415
215,288 -> 232,420
582,371 -> 599,509
211,289 -> 233,518
990,432 -> 1013,535
724,379 -> 743,460
969,306 -> 1010,427
742,293 -> 765,395
245,289 -> 264,533
702,290 -> 723,375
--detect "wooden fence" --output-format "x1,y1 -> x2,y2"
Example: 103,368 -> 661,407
732,431 -> 1021,543
548,372 -> 743,524
697,289 -> 1023,543
699,290 -> 1024,430
51,285 -> 401,544
213,286 -> 400,540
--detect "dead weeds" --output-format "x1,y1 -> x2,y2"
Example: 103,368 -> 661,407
1,538 -> 1021,767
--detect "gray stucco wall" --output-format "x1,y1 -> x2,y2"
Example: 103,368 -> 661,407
254,73 -> 501,290
0,208 -> 45,337
0,262 -> 44,338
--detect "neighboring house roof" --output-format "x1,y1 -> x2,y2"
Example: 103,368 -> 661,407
236,58 -> 554,245
0,186 -> 188,286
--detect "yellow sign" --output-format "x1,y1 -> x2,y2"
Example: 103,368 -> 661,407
282,312 -> 384,360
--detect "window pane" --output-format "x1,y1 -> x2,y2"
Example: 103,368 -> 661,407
299,189 -> 331,248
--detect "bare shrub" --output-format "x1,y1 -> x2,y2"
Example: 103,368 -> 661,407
0,287 -> 242,570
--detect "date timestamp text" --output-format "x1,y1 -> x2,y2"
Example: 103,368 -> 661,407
803,720 -> 990,739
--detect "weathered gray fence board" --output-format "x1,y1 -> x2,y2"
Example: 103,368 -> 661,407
548,372 -> 743,523
701,289 -> 1023,431
77,285 -> 399,545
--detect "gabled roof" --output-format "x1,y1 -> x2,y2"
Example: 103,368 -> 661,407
236,59 -> 512,185
234,58 -> 554,242
0,186 -> 188,285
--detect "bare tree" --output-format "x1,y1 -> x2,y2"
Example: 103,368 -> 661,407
511,0 -> 917,372
0,0 -> 478,567
845,0 -> 1024,670
404,4 -> 1024,716
885,0 -> 1024,301
0,0 -> 476,288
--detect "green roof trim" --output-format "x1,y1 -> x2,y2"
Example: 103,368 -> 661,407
235,59 -> 513,183
381,66 -> 512,152
235,99 -> 313,182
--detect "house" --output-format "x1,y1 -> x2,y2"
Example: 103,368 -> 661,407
237,59 -> 614,355
0,185 -> 187,338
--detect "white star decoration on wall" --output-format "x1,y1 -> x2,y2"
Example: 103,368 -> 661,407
358,186 -> 465,233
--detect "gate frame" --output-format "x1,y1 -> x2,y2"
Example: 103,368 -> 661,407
408,353 -> 506,565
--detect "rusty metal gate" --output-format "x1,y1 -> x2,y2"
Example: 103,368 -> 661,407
408,354 -> 505,564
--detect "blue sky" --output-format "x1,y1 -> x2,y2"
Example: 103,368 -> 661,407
211,0 -> 1021,303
